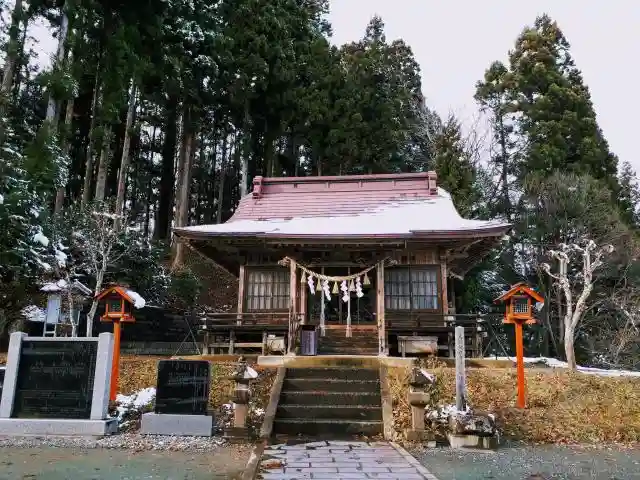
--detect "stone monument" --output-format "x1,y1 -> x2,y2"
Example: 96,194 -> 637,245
0,332 -> 116,436
0,366 -> 5,400
141,359 -> 213,436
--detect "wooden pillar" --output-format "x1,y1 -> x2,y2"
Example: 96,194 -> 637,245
440,251 -> 448,316
319,267 -> 325,336
288,260 -> 297,355
376,261 -> 386,355
515,321 -> 526,409
229,330 -> 235,354
300,267 -> 307,326
109,320 -> 121,401
237,265 -> 246,325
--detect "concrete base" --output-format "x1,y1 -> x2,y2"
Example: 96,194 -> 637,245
0,418 -> 118,436
406,429 -> 436,445
140,412 -> 213,437
223,426 -> 250,443
447,432 -> 498,450
257,355 -> 413,368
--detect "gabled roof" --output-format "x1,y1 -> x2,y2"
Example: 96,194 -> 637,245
95,286 -> 146,309
174,172 -> 510,240
494,282 -> 544,304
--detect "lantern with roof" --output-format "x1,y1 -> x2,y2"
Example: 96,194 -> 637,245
96,285 -> 146,401
494,282 -> 544,409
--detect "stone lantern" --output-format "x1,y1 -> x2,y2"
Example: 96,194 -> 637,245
224,357 -> 258,440
406,367 -> 435,442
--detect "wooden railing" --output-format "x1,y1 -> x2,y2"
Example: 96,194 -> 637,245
198,311 -> 289,328
386,312 -> 485,330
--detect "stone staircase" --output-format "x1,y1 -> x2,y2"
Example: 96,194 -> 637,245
273,366 -> 383,436
317,328 -> 379,355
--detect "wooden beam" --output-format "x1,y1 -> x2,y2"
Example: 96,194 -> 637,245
237,265 -> 245,325
440,250 -> 448,316
377,261 -> 386,355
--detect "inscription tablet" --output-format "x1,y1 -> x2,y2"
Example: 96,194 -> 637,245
155,360 -> 210,415
11,340 -> 97,419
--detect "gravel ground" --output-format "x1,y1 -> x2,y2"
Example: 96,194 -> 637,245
413,444 -> 640,480
0,434 -> 231,452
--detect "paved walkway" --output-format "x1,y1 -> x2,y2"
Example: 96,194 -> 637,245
259,440 -> 438,479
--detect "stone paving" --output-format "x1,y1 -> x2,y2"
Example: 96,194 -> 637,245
259,440 -> 439,479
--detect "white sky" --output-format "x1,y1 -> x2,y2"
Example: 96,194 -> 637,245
23,1 -> 639,173
329,1 -> 640,173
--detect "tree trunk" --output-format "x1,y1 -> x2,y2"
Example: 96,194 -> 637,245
172,107 -> 195,269
85,269 -> 105,337
54,98 -> 76,214
94,127 -> 112,202
115,80 -> 137,227
155,95 -> 179,240
239,102 -> 250,197
0,0 -> 23,100
81,68 -> 101,206
564,327 -> 576,370
45,8 -> 70,125
216,132 -> 228,224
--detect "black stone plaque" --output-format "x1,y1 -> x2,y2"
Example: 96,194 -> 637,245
155,360 -> 210,415
12,340 -> 98,419
0,367 -> 5,401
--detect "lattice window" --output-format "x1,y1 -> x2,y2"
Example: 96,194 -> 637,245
384,267 -> 439,310
513,296 -> 529,314
245,268 -> 290,310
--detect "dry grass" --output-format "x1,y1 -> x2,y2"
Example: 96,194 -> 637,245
117,355 -> 275,411
389,361 -> 640,445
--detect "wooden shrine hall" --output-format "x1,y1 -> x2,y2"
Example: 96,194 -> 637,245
173,172 -> 511,357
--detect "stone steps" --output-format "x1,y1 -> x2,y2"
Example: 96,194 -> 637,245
279,390 -> 382,406
283,378 -> 380,393
285,367 -> 379,381
276,404 -> 383,421
318,331 -> 379,356
274,366 -> 383,437
273,418 -> 384,436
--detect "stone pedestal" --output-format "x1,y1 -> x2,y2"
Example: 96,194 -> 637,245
0,418 -> 117,436
447,411 -> 498,450
141,412 -> 213,436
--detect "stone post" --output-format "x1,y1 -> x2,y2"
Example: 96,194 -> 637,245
455,326 -> 466,412
91,332 -> 114,420
224,357 -> 258,440
406,367 -> 434,442
0,332 -> 26,418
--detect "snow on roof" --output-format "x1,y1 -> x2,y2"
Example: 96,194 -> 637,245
40,279 -> 92,296
21,305 -> 46,323
124,289 -> 146,309
176,188 -> 509,238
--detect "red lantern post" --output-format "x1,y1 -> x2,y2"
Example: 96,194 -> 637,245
95,286 -> 139,401
494,283 -> 544,409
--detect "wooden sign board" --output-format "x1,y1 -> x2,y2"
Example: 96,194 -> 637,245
11,340 -> 98,419
154,360 -> 210,416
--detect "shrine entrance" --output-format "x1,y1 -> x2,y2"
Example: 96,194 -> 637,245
306,267 -> 377,328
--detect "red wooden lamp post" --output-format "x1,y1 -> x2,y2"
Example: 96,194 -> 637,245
494,283 -> 544,409
96,286 -> 140,401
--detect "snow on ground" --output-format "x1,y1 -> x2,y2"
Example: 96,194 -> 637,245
115,387 -> 156,424
484,356 -> 640,377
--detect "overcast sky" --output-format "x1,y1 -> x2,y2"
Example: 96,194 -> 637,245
328,1 -> 640,172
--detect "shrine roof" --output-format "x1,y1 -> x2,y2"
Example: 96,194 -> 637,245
174,172 -> 510,240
